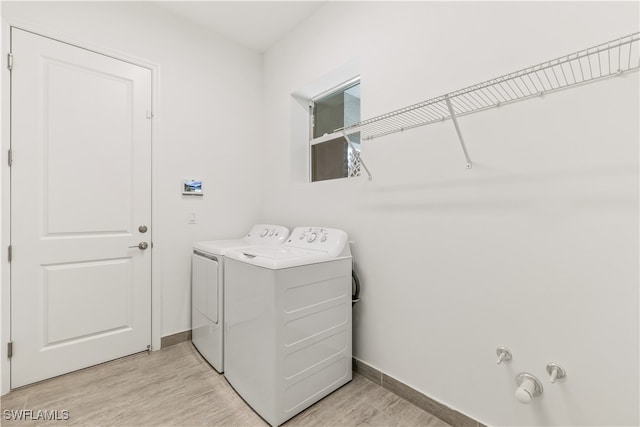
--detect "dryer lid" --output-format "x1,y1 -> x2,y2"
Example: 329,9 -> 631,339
194,239 -> 251,256
193,224 -> 290,255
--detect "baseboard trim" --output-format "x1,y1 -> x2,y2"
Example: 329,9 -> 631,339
352,358 -> 486,427
161,330 -> 192,349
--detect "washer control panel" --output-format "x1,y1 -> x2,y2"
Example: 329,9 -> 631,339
286,227 -> 348,257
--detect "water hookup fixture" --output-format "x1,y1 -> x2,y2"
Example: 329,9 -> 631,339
514,373 -> 544,404
496,346 -> 512,364
351,269 -> 360,306
546,363 -> 567,384
495,346 -> 567,404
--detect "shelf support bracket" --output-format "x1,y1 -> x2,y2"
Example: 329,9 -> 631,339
343,131 -> 373,181
445,95 -> 473,169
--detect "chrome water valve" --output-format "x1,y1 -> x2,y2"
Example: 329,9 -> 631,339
546,363 -> 566,383
496,346 -> 512,364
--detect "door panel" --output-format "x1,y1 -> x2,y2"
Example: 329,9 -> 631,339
44,259 -> 133,345
10,28 -> 152,388
45,59 -> 134,235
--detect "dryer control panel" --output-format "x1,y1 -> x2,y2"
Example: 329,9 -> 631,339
285,227 -> 348,257
246,224 -> 290,243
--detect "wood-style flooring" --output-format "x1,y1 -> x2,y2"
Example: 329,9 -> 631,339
1,342 -> 451,426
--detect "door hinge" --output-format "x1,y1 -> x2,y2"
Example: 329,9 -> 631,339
8,149 -> 12,167
8,245 -> 12,263
146,110 -> 154,120
7,342 -> 13,359
7,53 -> 13,71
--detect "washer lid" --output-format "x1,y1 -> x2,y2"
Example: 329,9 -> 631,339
226,247 -> 336,269
225,227 -> 351,269
238,246 -> 317,260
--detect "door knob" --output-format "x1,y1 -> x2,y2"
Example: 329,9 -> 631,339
129,242 -> 149,250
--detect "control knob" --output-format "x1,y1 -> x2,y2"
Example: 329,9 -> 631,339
307,233 -> 318,243
261,228 -> 269,237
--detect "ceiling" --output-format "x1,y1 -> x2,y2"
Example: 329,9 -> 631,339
155,1 -> 326,53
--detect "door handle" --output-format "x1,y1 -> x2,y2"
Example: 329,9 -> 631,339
129,242 -> 149,250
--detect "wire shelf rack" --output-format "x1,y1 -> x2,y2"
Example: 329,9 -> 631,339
339,32 -> 639,178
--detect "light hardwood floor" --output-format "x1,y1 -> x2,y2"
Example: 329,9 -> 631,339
1,342 -> 451,426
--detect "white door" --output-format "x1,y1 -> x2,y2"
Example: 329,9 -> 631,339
10,28 -> 152,388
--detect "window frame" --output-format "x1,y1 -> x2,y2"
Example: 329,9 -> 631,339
308,76 -> 361,183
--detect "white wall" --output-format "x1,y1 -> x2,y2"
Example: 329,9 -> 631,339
262,2 -> 639,426
0,1 -> 263,392
1,2 -> 638,425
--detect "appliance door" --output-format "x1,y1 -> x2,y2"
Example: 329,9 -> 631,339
192,252 -> 219,323
191,251 -> 222,370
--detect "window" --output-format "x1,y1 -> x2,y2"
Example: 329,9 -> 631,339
309,79 -> 361,182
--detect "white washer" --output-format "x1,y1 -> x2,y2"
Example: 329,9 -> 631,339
191,224 -> 289,373
224,227 -> 352,426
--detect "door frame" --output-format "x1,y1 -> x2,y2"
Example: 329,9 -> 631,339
0,18 -> 162,395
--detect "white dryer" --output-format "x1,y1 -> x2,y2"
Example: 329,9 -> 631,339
191,224 -> 289,373
224,227 -> 352,426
